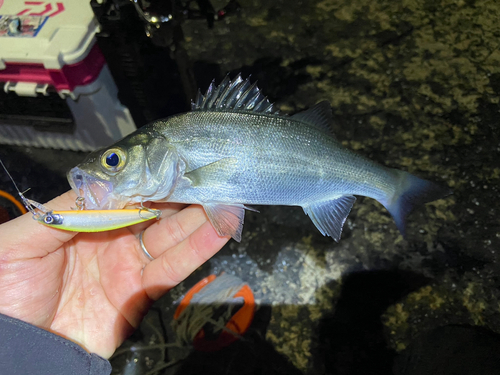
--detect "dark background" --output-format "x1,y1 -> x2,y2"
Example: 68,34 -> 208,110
1,0 -> 500,374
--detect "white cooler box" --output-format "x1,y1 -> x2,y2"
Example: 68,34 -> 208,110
0,0 -> 136,151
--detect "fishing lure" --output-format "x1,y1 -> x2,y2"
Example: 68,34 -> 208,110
0,159 -> 161,232
34,202 -> 161,232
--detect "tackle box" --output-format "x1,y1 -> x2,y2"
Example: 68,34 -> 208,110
0,0 -> 136,151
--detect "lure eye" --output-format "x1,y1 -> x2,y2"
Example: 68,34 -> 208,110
101,148 -> 127,173
42,213 -> 62,226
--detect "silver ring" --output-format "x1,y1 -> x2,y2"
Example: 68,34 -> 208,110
139,230 -> 154,261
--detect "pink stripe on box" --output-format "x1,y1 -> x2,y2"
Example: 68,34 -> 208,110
0,43 -> 105,91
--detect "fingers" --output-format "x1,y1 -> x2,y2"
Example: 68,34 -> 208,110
0,191 -> 79,260
141,220 -> 230,300
135,204 -> 209,259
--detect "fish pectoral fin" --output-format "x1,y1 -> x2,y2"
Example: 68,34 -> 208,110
203,203 -> 247,242
302,195 -> 356,242
184,158 -> 238,187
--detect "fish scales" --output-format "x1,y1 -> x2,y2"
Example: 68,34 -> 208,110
154,111 -> 396,205
68,74 -> 451,242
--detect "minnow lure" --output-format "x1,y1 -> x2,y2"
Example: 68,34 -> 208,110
0,159 -> 161,232
26,197 -> 161,232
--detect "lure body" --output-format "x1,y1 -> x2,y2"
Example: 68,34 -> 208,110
38,208 -> 161,232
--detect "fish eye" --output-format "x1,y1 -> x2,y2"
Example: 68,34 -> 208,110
106,153 -> 119,167
44,215 -> 54,224
101,148 -> 127,173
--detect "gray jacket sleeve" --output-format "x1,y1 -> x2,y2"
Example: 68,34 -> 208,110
0,313 -> 111,375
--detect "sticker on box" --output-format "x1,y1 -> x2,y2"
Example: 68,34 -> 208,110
0,15 -> 48,37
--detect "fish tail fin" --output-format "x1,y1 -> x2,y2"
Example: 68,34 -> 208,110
380,170 -> 452,237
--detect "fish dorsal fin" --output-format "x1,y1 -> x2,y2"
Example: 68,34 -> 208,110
291,101 -> 335,134
191,74 -> 280,114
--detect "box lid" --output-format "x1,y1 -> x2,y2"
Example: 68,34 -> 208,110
0,0 -> 100,69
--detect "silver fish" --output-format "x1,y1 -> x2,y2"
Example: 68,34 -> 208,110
68,74 -> 451,242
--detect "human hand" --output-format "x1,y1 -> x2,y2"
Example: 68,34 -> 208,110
0,190 -> 229,359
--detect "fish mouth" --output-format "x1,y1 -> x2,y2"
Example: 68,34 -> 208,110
67,167 -> 120,209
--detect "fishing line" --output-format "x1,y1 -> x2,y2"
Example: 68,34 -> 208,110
0,158 -> 35,215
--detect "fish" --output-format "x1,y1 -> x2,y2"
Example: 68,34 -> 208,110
67,74 -> 451,242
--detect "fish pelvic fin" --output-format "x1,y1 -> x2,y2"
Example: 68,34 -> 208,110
203,203 -> 248,242
380,171 -> 452,237
303,195 -> 356,242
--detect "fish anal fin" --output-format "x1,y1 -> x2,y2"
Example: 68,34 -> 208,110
203,203 -> 246,242
291,101 -> 335,135
303,195 -> 356,242
185,158 -> 238,187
